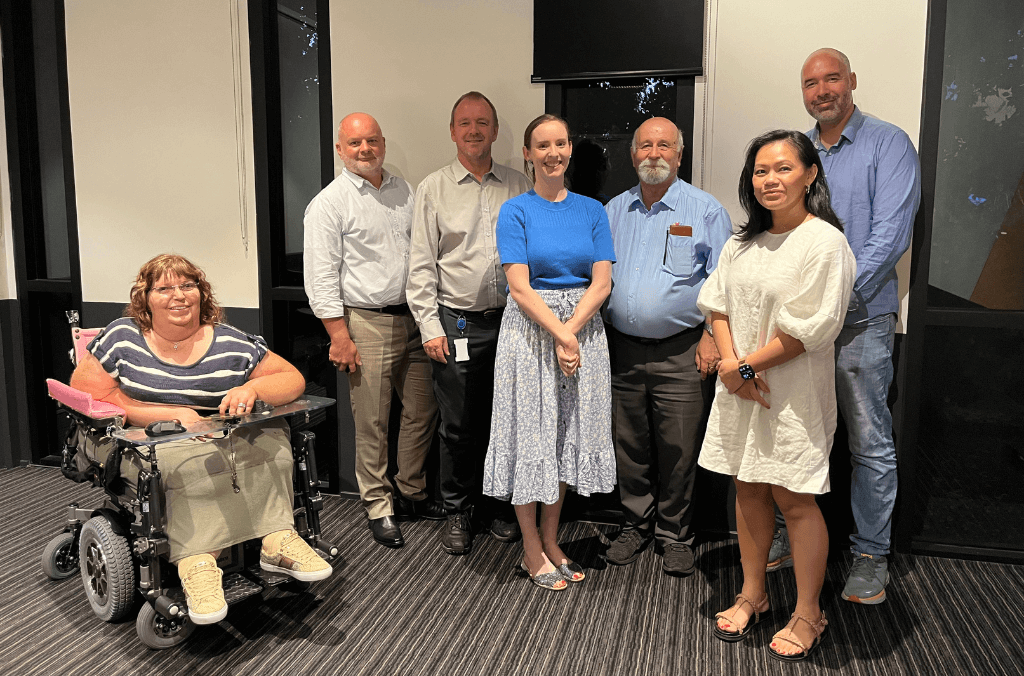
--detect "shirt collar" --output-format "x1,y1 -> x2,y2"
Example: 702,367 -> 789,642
449,157 -> 503,185
810,105 -> 865,150
341,167 -> 395,190
628,177 -> 681,212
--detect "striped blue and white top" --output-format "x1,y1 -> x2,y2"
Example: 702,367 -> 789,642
87,317 -> 268,410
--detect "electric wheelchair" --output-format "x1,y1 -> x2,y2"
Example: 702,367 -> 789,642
40,311 -> 339,649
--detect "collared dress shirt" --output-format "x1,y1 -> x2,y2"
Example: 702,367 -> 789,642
303,168 -> 414,319
806,106 -> 921,325
407,158 -> 533,343
603,178 -> 733,340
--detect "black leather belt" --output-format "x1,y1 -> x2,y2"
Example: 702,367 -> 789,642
351,303 -> 410,315
440,305 -> 503,319
606,323 -> 701,346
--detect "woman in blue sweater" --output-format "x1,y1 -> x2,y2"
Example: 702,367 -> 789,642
483,114 -> 616,590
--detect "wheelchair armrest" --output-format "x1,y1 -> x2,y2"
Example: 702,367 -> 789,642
47,379 -> 127,421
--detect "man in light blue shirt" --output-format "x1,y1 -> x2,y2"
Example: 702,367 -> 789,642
769,49 -> 921,605
601,117 -> 733,576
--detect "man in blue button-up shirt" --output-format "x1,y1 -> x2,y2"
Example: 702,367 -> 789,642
769,49 -> 921,606
601,117 -> 733,576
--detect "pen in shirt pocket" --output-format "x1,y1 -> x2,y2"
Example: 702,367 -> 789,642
663,223 -> 693,264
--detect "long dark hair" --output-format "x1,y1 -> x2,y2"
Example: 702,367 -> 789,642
736,129 -> 843,241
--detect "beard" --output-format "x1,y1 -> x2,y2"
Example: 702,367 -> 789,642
637,157 -> 674,185
343,154 -> 383,176
807,91 -> 853,125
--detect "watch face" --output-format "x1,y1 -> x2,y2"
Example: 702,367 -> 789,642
739,363 -> 755,380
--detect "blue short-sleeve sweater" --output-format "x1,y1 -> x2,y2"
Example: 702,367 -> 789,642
496,190 -> 615,289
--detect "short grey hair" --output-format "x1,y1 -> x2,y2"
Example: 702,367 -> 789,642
630,126 -> 685,154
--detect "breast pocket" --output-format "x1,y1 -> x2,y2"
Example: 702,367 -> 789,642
662,233 -> 695,278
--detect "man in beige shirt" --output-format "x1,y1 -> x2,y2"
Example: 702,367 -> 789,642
407,91 -> 532,555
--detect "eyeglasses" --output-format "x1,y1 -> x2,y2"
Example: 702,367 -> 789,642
150,282 -> 199,295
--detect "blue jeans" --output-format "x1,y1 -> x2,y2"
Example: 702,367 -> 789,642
835,313 -> 897,557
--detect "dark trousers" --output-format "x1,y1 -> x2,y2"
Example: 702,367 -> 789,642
432,304 -> 507,517
608,324 -> 712,546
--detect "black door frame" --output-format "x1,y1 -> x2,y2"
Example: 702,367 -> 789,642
1,0 -> 82,466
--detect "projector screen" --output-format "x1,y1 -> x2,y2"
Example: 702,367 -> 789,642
532,0 -> 704,82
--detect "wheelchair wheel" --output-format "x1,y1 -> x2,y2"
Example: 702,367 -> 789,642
79,516 -> 136,621
41,532 -> 79,580
136,602 -> 194,650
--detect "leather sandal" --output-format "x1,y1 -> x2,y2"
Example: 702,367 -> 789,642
713,593 -> 771,642
519,561 -> 568,591
768,610 -> 829,662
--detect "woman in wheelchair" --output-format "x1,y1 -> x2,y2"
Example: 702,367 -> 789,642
70,253 -> 332,625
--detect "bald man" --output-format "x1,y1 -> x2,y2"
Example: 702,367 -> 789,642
770,48 -> 921,602
304,113 -> 441,549
601,118 -> 733,575
764,49 -> 919,604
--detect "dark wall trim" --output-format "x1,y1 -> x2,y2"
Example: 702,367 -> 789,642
893,0 -> 947,553
316,0 -> 334,190
0,299 -> 31,467
924,307 -> 1024,328
81,303 -> 262,336
248,0 -> 283,346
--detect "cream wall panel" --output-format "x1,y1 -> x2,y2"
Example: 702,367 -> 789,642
65,1 -> 257,306
699,0 -> 928,330
330,0 -> 544,188
0,33 -> 15,301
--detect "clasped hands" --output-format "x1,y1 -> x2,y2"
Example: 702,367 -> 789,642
718,358 -> 771,409
555,322 -> 581,378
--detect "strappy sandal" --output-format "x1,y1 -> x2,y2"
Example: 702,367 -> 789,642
713,593 -> 771,642
768,610 -> 829,662
520,561 -> 568,591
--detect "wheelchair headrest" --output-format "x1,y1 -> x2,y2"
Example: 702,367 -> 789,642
72,327 -> 102,366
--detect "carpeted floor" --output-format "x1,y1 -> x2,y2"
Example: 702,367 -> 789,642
2,465 -> 1023,676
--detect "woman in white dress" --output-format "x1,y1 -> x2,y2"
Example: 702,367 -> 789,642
696,130 -> 855,661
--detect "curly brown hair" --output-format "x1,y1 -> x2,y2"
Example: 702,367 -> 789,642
124,254 -> 224,332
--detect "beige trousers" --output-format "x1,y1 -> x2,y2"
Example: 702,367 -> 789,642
79,420 -> 295,562
345,308 -> 438,519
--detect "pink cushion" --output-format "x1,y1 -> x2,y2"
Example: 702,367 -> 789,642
46,379 -> 126,419
72,327 -> 102,365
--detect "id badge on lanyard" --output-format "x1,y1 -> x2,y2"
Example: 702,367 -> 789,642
454,314 -> 469,362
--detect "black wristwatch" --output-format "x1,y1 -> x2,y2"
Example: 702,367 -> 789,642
738,360 -> 755,381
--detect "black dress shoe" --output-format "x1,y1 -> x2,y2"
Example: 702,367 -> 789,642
394,494 -> 446,521
441,512 -> 472,555
368,515 -> 404,548
490,516 -> 522,542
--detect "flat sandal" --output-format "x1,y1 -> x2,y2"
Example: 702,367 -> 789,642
713,593 -> 771,643
519,562 -> 567,591
768,610 -> 829,662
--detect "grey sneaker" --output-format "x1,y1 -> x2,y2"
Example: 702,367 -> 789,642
660,542 -> 696,576
604,528 -> 652,565
842,553 -> 889,604
766,527 -> 793,572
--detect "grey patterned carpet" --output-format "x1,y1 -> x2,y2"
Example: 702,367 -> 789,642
2,465 -> 1023,676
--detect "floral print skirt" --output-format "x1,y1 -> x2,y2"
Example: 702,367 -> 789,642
483,287 -> 616,505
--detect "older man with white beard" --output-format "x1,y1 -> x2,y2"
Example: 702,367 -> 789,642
601,117 -> 733,575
